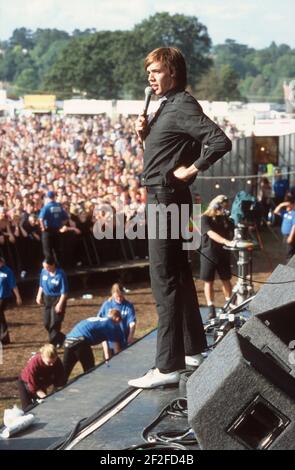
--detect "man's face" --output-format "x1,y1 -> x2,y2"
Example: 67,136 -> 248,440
146,61 -> 176,97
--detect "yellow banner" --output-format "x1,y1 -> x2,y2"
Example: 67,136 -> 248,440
24,95 -> 56,111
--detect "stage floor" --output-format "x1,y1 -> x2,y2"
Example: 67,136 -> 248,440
0,307 -> 217,450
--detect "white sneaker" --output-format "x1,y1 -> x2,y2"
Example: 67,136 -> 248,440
185,354 -> 204,367
128,368 -> 180,389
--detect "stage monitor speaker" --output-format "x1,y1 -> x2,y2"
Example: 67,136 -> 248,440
187,330 -> 295,450
248,264 -> 295,315
247,264 -> 295,347
245,302 -> 295,348
239,316 -> 295,377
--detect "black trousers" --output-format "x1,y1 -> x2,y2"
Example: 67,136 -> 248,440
41,229 -> 62,264
43,295 -> 66,346
0,298 -> 10,344
147,187 -> 207,373
17,378 -> 36,411
63,340 -> 95,381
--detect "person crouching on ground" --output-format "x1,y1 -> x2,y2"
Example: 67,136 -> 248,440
63,309 -> 125,381
18,344 -> 65,411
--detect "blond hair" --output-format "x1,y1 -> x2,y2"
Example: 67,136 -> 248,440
111,283 -> 123,295
203,195 -> 229,218
40,344 -> 57,360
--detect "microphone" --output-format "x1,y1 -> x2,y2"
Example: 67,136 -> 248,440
143,86 -> 153,116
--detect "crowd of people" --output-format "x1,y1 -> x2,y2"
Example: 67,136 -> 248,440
0,110 -> 247,276
1,89 -> 294,399
0,113 -> 148,273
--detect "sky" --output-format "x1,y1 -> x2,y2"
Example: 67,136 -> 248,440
0,0 -> 294,49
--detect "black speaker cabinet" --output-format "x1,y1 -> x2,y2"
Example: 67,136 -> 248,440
248,264 -> 295,316
247,264 -> 295,348
187,330 -> 295,450
239,316 -> 295,377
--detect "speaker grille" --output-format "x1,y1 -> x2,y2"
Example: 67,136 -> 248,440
227,394 -> 290,450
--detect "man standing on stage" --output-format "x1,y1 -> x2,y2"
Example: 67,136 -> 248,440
128,47 -> 232,389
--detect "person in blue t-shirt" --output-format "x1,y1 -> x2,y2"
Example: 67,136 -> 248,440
274,194 -> 295,260
97,283 -> 136,348
63,309 -> 125,380
0,256 -> 22,345
36,257 -> 68,347
273,175 -> 289,205
38,191 -> 69,264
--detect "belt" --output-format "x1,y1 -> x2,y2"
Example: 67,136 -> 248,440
146,186 -> 175,194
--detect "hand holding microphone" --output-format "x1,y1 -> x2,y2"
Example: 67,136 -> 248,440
143,86 -> 153,116
135,115 -> 147,144
135,86 -> 153,144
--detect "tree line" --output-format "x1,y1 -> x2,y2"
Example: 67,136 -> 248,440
0,12 -> 294,102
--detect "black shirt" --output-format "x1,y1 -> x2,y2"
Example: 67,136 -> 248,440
142,89 -> 232,187
201,214 -> 234,261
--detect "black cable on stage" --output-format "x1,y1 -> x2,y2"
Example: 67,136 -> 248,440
167,398 -> 188,417
123,397 -> 197,451
147,428 -> 197,446
125,441 -> 187,450
141,397 -> 197,447
47,386 -> 141,450
197,249 -> 295,286
54,417 -> 87,450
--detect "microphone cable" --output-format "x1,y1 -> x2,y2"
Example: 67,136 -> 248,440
123,397 -> 197,450
125,441 -> 187,450
141,397 -> 197,447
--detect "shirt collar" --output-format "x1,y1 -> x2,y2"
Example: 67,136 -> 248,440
160,87 -> 183,101
158,96 -> 167,104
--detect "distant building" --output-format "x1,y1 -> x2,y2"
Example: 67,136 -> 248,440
283,80 -> 295,113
